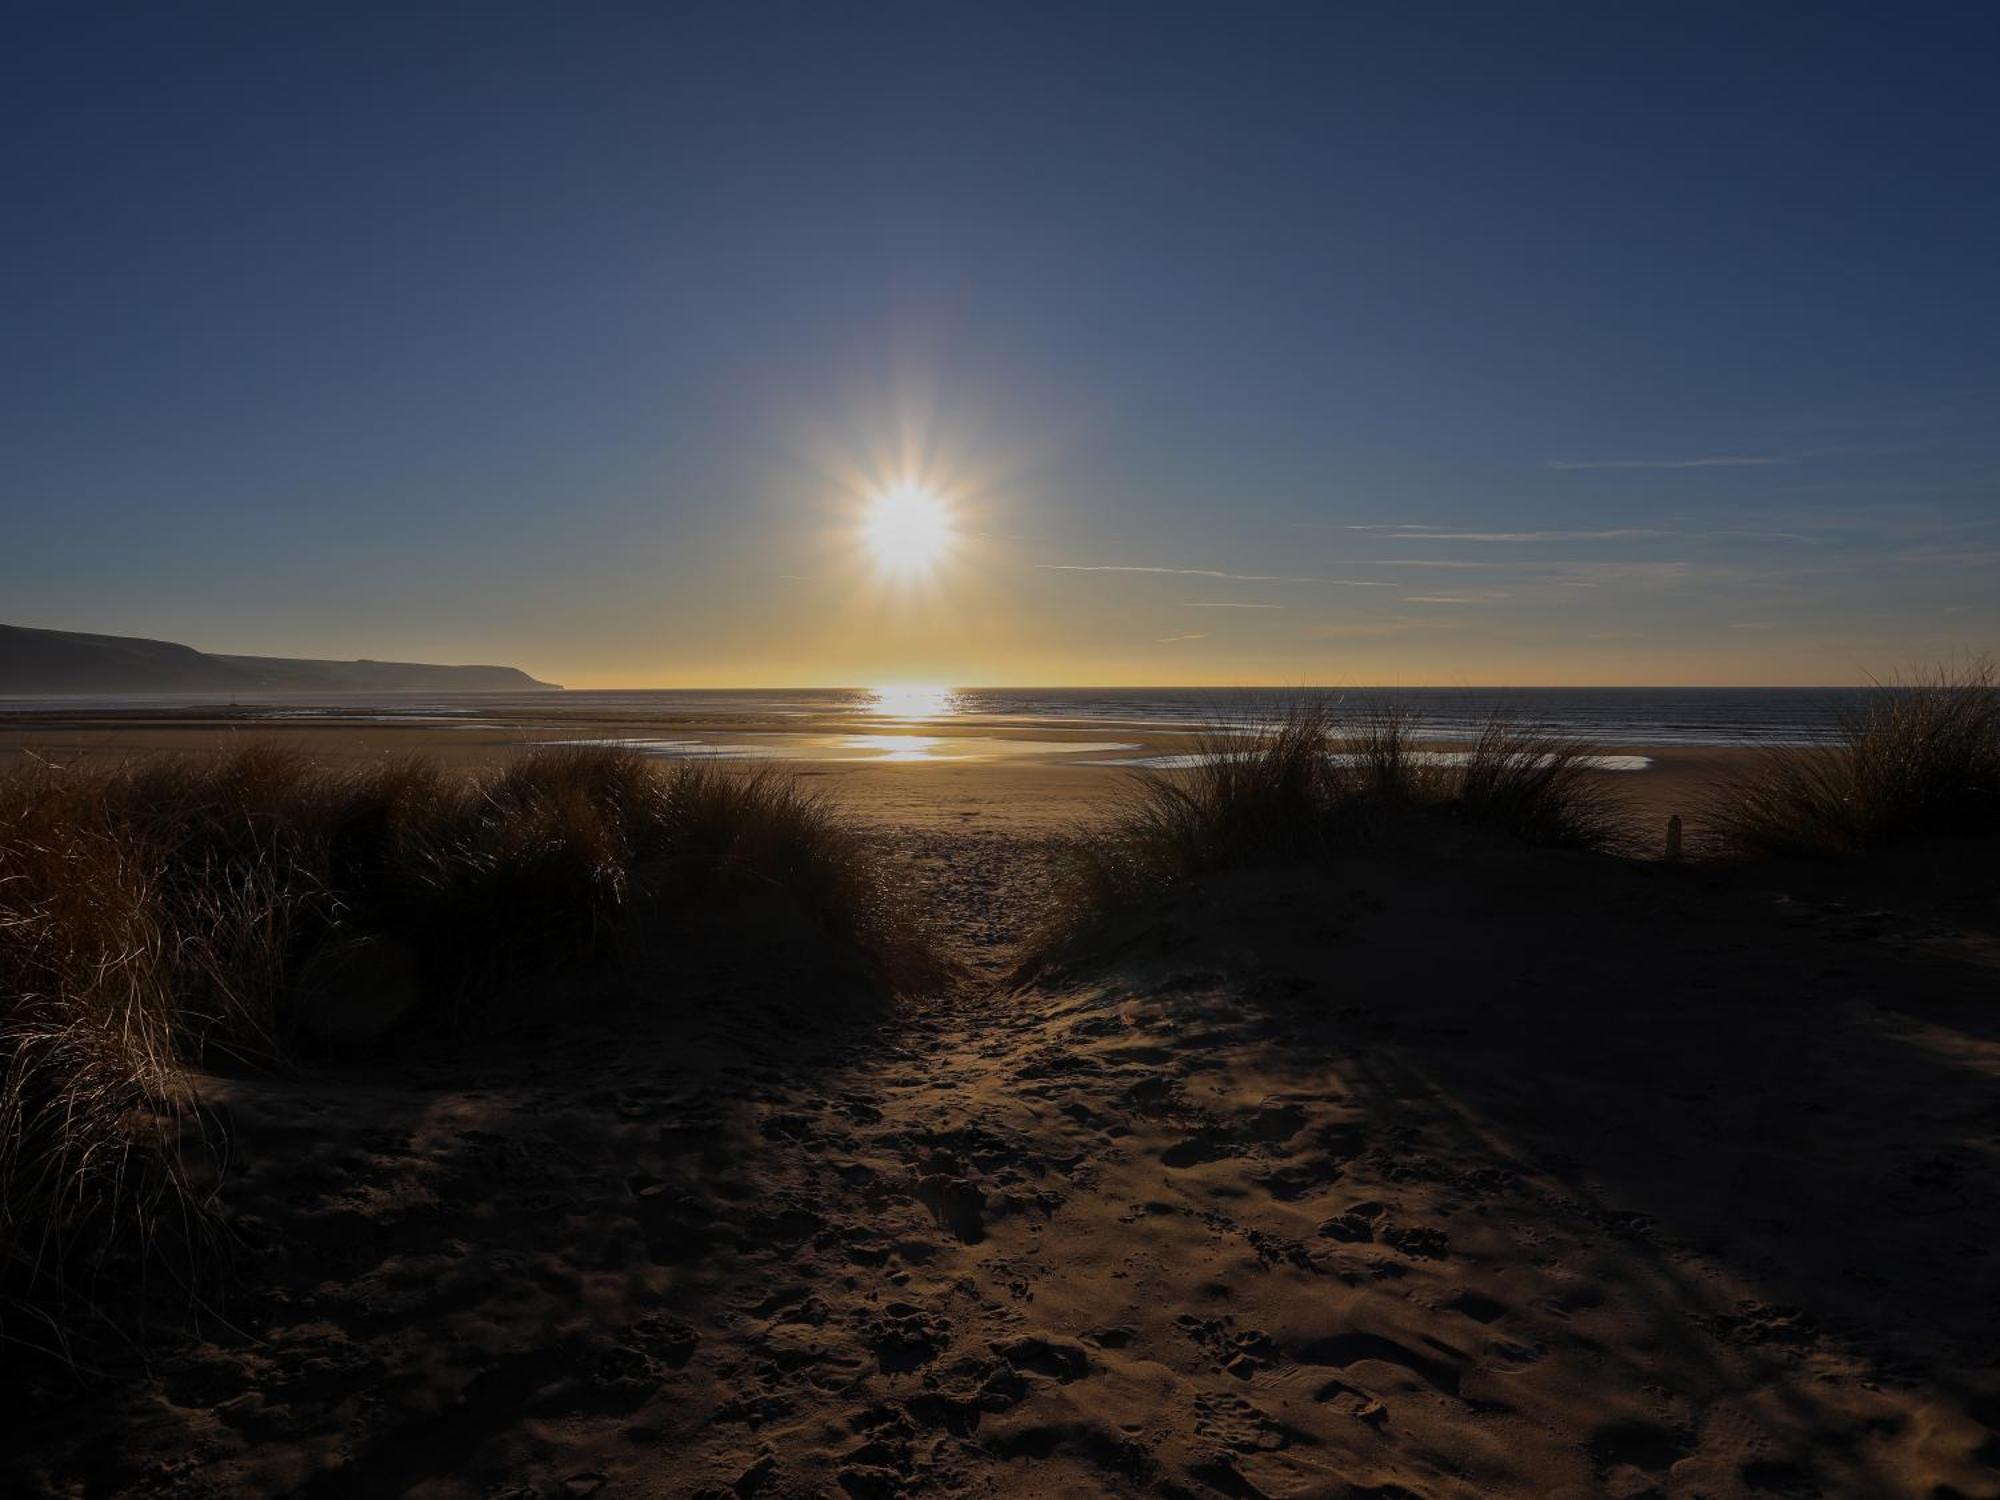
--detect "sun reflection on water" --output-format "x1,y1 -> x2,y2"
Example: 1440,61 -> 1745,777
843,734 -> 946,762
867,683 -> 959,720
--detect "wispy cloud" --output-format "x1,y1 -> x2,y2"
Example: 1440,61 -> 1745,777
1036,564 -> 1384,583
1305,617 -> 1463,638
1402,590 -> 1512,604
1179,601 -> 1286,609
1334,558 -> 1718,585
1040,564 -> 1289,579
1363,528 -> 1669,542
1546,561 -> 1699,581
1345,524 -> 1810,544
1156,632 -> 1209,643
1543,456 -> 1779,470
1893,547 -> 2000,568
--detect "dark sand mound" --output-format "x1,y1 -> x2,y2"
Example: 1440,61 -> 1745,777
8,828 -> 1998,1498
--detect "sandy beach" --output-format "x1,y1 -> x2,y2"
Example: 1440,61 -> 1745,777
5,709 -> 1997,1499
0,707 -> 1753,853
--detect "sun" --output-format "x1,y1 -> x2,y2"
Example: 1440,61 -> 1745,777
861,483 -> 955,576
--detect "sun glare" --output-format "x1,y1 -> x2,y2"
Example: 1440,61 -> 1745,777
868,683 -> 957,719
861,484 -> 954,576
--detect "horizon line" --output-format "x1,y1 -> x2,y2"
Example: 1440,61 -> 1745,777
483,678 -> 1915,692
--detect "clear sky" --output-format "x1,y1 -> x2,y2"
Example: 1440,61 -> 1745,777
5,2 -> 1996,687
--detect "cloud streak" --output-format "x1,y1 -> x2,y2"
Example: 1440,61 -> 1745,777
1037,564 -> 1385,584
1543,456 -> 1779,470
1346,524 -> 1812,544
1360,528 -> 1670,542
1179,601 -> 1285,609
1305,617 -> 1463,638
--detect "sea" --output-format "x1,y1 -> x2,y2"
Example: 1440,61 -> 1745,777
0,686 -> 1888,747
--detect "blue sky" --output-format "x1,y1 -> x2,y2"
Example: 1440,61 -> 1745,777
4,2 -> 1996,685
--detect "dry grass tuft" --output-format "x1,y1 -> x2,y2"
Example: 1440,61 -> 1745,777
0,743 -> 932,1343
1046,699 -> 1628,944
1455,717 -> 1629,850
1705,662 -> 2000,859
1098,702 -> 1355,880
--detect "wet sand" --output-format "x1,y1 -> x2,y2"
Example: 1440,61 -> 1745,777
0,708 -> 1750,851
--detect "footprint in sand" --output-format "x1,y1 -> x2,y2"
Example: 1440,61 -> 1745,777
1380,1222 -> 1450,1259
1178,1314 -> 1281,1379
1312,1378 -> 1390,1426
860,1304 -> 952,1373
1443,1290 -> 1507,1323
1481,1339 -> 1546,1373
1255,1157 -> 1346,1200
912,1171 -> 987,1242
1294,1332 -> 1463,1397
1193,1390 -> 1294,1452
1317,1211 -> 1374,1242
990,1333 -> 1091,1382
1123,1075 -> 1186,1118
625,1183 -> 717,1265
587,1313 -> 699,1405
1588,1418 -> 1693,1475
1244,1101 -> 1308,1142
1161,1132 -> 1241,1168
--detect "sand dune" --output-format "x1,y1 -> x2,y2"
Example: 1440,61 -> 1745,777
10,811 -> 1998,1499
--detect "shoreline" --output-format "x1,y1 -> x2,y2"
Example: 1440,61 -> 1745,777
0,710 -> 1754,851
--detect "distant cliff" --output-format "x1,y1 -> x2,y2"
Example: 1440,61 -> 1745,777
0,623 -> 560,695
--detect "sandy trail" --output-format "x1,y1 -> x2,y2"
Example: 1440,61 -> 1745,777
10,824 -> 2000,1499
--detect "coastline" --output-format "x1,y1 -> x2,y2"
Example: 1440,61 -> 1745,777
0,708 -> 1754,849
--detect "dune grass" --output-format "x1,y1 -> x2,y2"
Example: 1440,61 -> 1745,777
1048,700 -> 1627,943
0,743 -> 932,1340
1705,663 -> 2000,859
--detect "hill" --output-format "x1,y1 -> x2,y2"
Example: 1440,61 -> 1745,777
0,623 -> 559,694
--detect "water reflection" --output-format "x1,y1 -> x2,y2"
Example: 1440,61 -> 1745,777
1080,750 -> 1654,771
843,734 -> 945,762
867,683 -> 959,720
537,733 -> 1139,764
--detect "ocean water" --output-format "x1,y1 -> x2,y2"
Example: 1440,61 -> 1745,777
870,686 -> 1878,745
0,685 -> 1886,746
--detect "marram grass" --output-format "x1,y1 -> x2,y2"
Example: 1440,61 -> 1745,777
0,743 -> 935,1342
